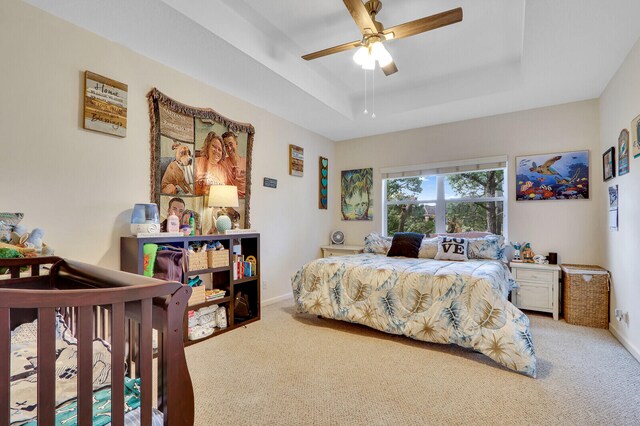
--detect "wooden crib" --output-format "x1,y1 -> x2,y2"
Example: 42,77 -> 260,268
0,256 -> 194,425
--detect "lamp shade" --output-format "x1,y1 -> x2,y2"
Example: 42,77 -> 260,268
208,185 -> 239,208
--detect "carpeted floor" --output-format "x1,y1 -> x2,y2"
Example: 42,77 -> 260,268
185,300 -> 640,425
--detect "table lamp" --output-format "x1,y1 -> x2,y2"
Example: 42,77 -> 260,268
208,185 -> 239,234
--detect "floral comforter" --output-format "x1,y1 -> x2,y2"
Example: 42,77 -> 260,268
291,254 -> 536,377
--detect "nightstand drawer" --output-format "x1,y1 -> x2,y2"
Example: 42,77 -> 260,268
514,268 -> 554,284
516,283 -> 553,310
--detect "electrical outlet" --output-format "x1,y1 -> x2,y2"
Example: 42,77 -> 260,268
615,309 -> 624,321
262,280 -> 268,290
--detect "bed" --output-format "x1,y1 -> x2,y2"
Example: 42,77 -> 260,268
1,256 -> 195,425
291,252 -> 537,377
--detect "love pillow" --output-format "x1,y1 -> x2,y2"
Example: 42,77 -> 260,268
434,237 -> 469,261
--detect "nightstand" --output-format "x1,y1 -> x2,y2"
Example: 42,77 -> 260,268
320,245 -> 364,258
510,262 -> 561,320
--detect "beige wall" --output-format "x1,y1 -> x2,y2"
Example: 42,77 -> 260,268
0,0 -> 335,302
334,100 -> 603,265
598,38 -> 640,361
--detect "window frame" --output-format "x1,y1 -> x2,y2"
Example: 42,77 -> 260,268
382,167 -> 507,236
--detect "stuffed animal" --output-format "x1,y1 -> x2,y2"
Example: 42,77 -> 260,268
25,228 -> 44,251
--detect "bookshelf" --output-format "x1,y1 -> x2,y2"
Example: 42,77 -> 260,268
120,233 -> 260,346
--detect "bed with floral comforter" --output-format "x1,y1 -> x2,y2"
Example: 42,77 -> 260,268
291,253 -> 536,377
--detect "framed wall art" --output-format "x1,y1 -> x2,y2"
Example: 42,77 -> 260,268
631,114 -> 640,159
618,129 -> 630,176
341,168 -> 373,220
147,88 -> 254,234
83,71 -> 127,137
515,150 -> 589,201
603,147 -> 616,182
319,157 -> 328,209
289,145 -> 304,177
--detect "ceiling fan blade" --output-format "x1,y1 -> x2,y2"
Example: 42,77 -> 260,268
343,0 -> 378,36
382,60 -> 398,76
302,40 -> 362,61
383,7 -> 463,41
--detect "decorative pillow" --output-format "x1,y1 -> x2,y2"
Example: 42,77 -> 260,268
430,232 -> 491,238
467,235 -> 507,262
387,232 -> 424,258
434,237 -> 469,261
418,237 -> 439,259
363,232 -> 392,255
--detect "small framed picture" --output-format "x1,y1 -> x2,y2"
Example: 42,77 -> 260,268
603,147 -> 616,181
618,129 -> 630,176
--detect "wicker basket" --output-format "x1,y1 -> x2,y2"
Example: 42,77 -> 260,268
188,250 -> 208,272
207,249 -> 229,268
188,285 -> 206,307
562,264 -> 609,328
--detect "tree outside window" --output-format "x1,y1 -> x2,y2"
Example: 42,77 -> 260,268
384,169 -> 505,236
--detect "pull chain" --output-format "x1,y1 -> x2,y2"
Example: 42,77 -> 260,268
371,67 -> 376,119
363,69 -> 368,115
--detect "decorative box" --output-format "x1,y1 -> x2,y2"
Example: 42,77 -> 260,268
188,285 -> 206,307
207,249 -> 229,268
188,250 -> 208,271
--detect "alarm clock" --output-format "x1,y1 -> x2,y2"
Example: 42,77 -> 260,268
330,230 -> 345,245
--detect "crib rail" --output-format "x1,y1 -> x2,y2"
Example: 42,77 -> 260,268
0,257 -> 194,426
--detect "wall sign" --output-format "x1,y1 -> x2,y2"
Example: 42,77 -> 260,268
83,71 -> 128,137
289,144 -> 304,177
319,157 -> 328,209
263,177 -> 277,188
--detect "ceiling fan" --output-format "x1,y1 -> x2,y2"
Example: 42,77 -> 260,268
302,0 -> 463,76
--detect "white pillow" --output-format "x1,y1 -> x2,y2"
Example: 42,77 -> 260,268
435,237 -> 469,261
418,237 -> 439,259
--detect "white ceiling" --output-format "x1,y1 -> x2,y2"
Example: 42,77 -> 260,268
25,0 -> 640,141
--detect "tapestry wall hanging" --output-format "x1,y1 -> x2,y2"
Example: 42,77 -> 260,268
515,150 -> 589,201
148,89 -> 254,234
341,168 -> 373,220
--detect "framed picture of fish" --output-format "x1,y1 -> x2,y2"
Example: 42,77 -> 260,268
603,147 -> 616,182
515,150 -> 589,201
618,129 -> 630,176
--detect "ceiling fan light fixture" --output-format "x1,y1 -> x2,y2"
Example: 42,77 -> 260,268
370,41 -> 392,67
361,54 -> 376,70
353,45 -> 369,65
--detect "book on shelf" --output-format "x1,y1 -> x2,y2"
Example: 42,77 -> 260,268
136,232 -> 183,238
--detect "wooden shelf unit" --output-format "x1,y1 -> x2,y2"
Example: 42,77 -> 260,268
120,233 -> 260,345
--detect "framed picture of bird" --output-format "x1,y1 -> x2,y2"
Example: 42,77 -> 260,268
515,150 -> 590,201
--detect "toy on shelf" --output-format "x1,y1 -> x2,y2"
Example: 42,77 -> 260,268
521,243 -> 535,263
512,242 -> 522,262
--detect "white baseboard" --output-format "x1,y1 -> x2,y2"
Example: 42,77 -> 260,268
261,293 -> 293,307
609,322 -> 640,364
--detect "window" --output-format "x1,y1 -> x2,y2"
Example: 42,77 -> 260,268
382,158 -> 506,237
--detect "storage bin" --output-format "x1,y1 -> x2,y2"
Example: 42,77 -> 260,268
188,284 -> 206,307
188,250 -> 208,271
561,264 -> 609,328
207,249 -> 229,268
